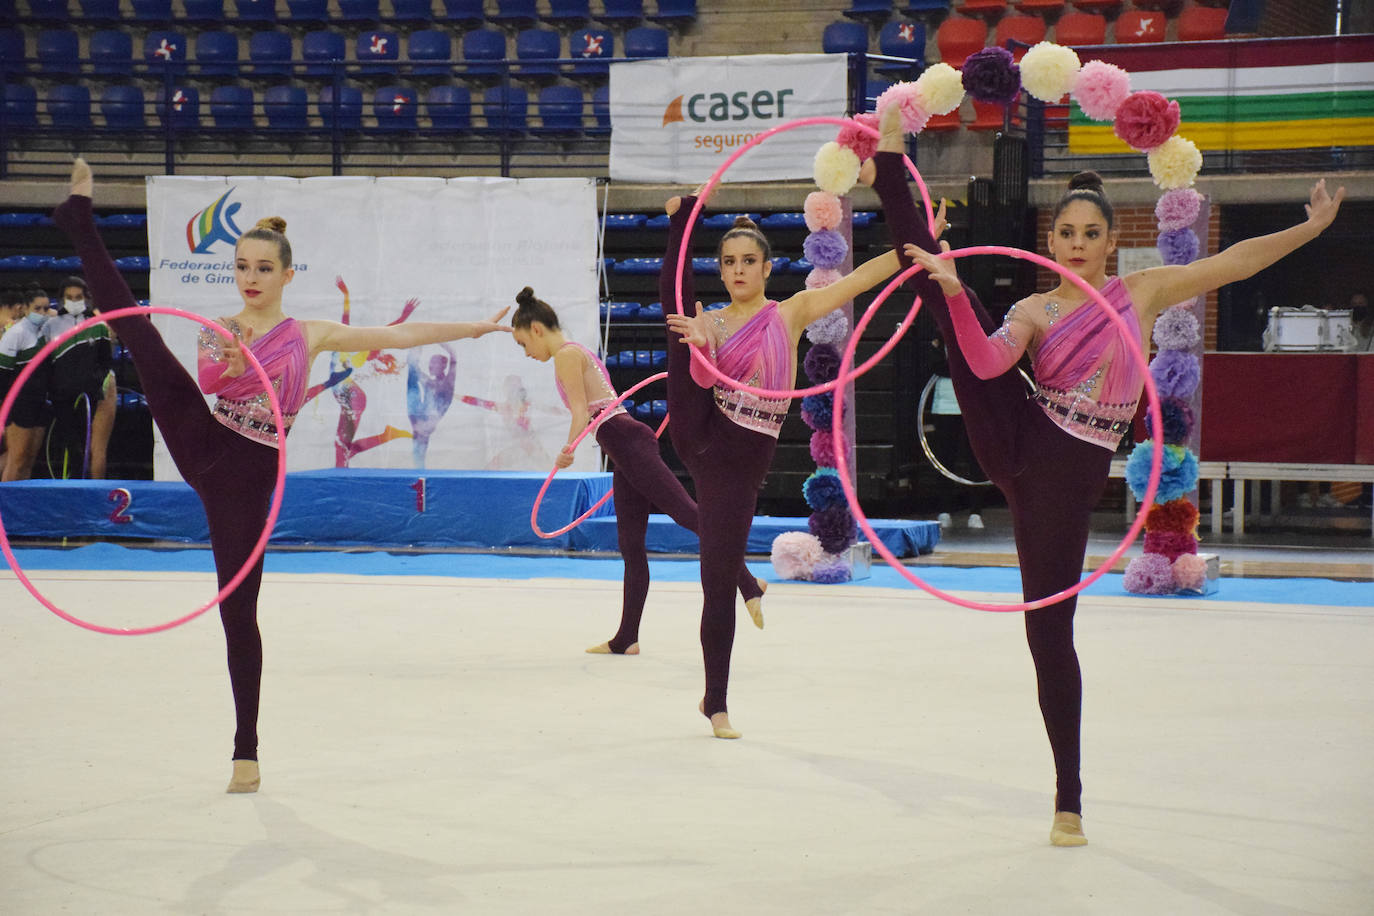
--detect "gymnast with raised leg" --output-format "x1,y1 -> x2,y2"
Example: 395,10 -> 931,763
52,159 -> 511,794
510,286 -> 767,655
863,104 -> 1344,844
661,187 -> 903,739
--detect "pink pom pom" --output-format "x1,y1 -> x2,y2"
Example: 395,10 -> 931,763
835,112 -> 879,162
1124,554 -> 1176,595
1112,90 -> 1181,152
770,531 -> 823,581
809,429 -> 850,467
875,81 -> 931,134
1156,188 -> 1203,232
1144,530 -> 1198,562
1072,60 -> 1130,122
806,267 -> 843,289
804,191 -> 844,232
1172,554 -> 1209,592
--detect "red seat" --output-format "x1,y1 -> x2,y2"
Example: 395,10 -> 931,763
1177,4 -> 1227,40
1069,0 -> 1120,17
936,15 -> 987,66
955,0 -> 1007,19
1041,97 -> 1069,130
1114,9 -> 1166,42
994,13 -> 1045,58
1053,10 -> 1105,44
924,109 -> 963,131
968,99 -> 1005,130
1014,0 -> 1065,18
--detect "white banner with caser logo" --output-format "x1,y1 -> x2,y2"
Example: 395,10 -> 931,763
608,53 -> 849,183
144,175 -> 599,481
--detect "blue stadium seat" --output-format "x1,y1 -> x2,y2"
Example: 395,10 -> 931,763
691,257 -> 717,274
649,0 -> 696,26
209,85 -> 254,128
490,0 -> 537,28
356,30 -> 399,77
759,212 -> 807,229
100,85 -> 146,130
158,86 -> 200,128
143,31 -> 187,64
302,29 -> 345,78
424,84 -> 471,130
545,0 -> 589,26
568,28 -> 612,78
89,30 -> 133,77
703,212 -> 759,229
130,0 -> 173,20
844,0 -> 892,21
3,84 -> 37,128
482,84 -> 527,131
317,84 -> 363,128
598,0 -> 643,25
391,0 -> 434,21
605,213 -> 643,230
637,302 -> 664,320
407,30 -> 453,77
0,255 -> 54,270
115,256 -> 150,272
514,28 -> 560,79
643,214 -> 670,229
536,84 -> 582,131
903,0 -> 950,15
47,84 -> 91,128
822,21 -> 868,54
27,0 -> 70,21
336,0 -> 380,23
36,30 -> 79,76
49,256 -> 83,271
183,0 -> 226,21
624,26 -> 668,58
590,82 -> 609,133
441,0 -> 484,25
80,0 -> 121,20
248,30 -> 293,78
264,84 -> 308,127
373,85 -> 418,130
285,0 -> 329,24
194,30 -> 239,78
234,0 -> 276,23
0,29 -> 24,78
0,0 -> 12,21
614,257 -> 662,275
461,28 -> 507,79
877,20 -> 926,75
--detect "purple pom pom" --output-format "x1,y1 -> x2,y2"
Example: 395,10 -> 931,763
961,46 -> 1022,105
806,309 -> 849,346
1145,396 -> 1195,445
803,343 -> 841,384
1124,554 -> 1177,595
1158,228 -> 1199,266
1156,188 -> 1203,232
1150,349 -> 1201,400
811,552 -> 853,584
1152,305 -> 1200,351
803,229 -> 848,271
809,504 -> 857,554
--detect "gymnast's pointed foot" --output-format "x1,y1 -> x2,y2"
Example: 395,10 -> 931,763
53,159 -> 94,233
1049,811 -> 1087,847
226,759 -> 260,794
700,700 -> 740,739
586,640 -> 639,655
69,157 -> 93,199
877,100 -> 904,154
744,577 -> 766,630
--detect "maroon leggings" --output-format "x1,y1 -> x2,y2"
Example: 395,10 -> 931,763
595,412 -> 762,654
873,153 -> 1112,815
660,199 -> 777,717
54,194 -> 276,763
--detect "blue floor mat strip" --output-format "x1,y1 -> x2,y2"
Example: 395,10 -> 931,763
2,543 -> 1369,608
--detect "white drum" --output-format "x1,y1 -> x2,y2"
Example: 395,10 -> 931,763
1263,307 -> 1354,351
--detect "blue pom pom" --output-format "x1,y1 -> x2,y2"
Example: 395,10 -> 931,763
803,468 -> 845,511
800,392 -> 834,430
1125,440 -> 1200,504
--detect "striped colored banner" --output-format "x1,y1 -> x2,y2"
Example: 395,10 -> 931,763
1067,35 -> 1374,153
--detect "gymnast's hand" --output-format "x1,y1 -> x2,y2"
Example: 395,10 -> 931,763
902,240 -> 964,298
555,447 -> 575,470
666,306 -> 710,347
470,306 -> 513,337
1304,179 -> 1346,233
220,324 -> 255,379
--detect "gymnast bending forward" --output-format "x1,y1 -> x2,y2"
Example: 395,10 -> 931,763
864,105 -> 1344,844
510,286 -> 766,656
660,186 -> 904,739
53,159 -> 511,793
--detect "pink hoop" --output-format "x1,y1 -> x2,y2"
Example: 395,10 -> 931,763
530,371 -> 670,539
0,306 -> 288,635
673,115 -> 938,400
832,247 -> 1164,612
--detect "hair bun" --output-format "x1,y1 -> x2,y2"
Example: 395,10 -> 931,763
732,215 -> 759,231
1067,171 -> 1105,194
254,216 -> 287,234
515,286 -> 536,306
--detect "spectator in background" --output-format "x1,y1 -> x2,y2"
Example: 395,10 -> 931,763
41,276 -> 116,478
0,285 -> 57,481
1347,291 -> 1373,352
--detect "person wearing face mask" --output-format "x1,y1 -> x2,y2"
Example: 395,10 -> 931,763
0,285 -> 57,481
40,277 -> 116,478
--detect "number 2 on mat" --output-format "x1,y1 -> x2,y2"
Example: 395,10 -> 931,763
107,487 -> 133,525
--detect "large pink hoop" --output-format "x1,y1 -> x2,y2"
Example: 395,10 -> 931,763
530,371 -> 670,539
832,248 -> 1164,612
673,115 -> 938,400
0,306 -> 288,635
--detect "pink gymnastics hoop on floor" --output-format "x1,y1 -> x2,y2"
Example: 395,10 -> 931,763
530,371 -> 670,539
0,306 -> 288,635
831,248 -> 1163,612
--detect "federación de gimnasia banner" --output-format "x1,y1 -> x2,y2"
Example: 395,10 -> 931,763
145,176 -> 599,481
608,53 -> 849,183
